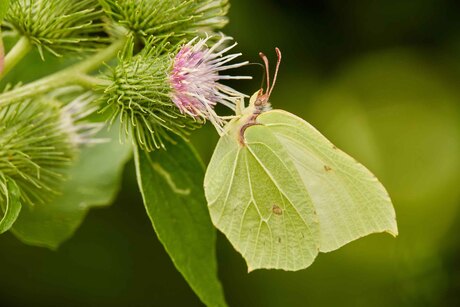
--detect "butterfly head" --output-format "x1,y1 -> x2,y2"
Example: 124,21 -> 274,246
249,47 -> 282,112
237,48 -> 282,145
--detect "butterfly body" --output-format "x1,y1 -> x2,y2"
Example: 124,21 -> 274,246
234,89 -> 271,145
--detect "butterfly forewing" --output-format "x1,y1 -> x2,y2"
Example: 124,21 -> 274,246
205,124 -> 320,271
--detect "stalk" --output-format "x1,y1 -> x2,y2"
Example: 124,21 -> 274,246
0,36 -> 32,79
0,37 -> 126,107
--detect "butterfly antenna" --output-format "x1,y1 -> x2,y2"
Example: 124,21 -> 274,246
258,63 -> 266,90
268,48 -> 282,97
259,52 -> 270,95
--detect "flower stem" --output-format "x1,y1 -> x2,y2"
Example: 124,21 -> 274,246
74,73 -> 111,89
0,32 -> 4,76
0,38 -> 126,107
0,36 -> 32,80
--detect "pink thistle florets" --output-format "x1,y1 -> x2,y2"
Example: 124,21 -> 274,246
169,35 -> 250,132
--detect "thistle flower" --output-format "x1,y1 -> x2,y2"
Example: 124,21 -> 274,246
0,93 -> 101,207
100,35 -> 248,151
100,0 -> 229,40
170,35 -> 250,130
3,0 -> 108,58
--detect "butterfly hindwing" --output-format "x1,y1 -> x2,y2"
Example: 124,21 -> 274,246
258,110 -> 398,252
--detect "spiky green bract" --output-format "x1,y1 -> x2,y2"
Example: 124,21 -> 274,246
0,93 -> 100,207
0,0 -> 10,21
3,0 -> 109,58
100,0 -> 229,40
100,37 -> 200,152
0,100 -> 75,206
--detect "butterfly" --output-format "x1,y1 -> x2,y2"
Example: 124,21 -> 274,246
204,49 -> 398,271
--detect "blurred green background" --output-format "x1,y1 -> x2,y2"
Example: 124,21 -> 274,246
1,0 -> 460,306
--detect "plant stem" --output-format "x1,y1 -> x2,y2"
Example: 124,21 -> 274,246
74,73 -> 111,89
0,33 -> 4,76
0,38 -> 125,107
0,36 -> 32,80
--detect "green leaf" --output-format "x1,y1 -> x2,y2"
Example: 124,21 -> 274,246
0,0 -> 10,20
0,179 -> 21,234
11,126 -> 132,248
134,138 -> 227,307
204,98 -> 397,271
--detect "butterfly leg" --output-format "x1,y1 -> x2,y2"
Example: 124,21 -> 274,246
219,115 -> 239,120
235,97 -> 245,115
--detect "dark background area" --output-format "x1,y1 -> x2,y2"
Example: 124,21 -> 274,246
1,0 -> 460,306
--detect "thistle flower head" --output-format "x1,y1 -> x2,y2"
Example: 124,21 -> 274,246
170,35 -> 249,130
100,34 -> 249,151
0,92 -> 101,207
100,36 -> 198,152
100,0 -> 229,40
3,0 -> 108,58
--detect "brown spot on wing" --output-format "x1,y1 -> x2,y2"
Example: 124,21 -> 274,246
272,205 -> 283,215
324,165 -> 332,172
